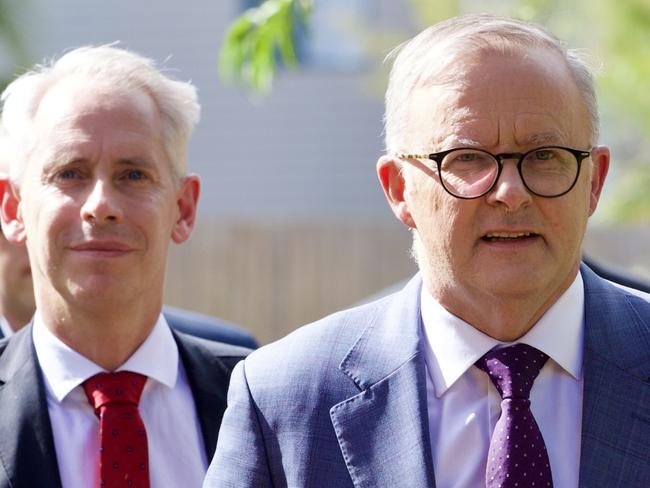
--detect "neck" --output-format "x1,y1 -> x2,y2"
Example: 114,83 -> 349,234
0,305 -> 34,333
36,294 -> 162,370
424,267 -> 579,341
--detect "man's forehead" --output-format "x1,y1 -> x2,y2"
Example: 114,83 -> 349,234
22,78 -> 170,180
30,77 -> 162,147
402,54 -> 585,150
34,76 -> 155,128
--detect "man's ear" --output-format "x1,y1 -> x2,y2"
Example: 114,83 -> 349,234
587,146 -> 610,216
171,174 -> 200,244
0,177 -> 26,244
376,155 -> 416,228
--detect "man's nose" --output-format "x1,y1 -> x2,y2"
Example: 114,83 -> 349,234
485,159 -> 533,210
80,180 -> 122,224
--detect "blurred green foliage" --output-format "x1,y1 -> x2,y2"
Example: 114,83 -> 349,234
219,0 -> 313,95
0,0 -> 30,90
603,162 -> 650,222
595,0 -> 650,223
220,0 -> 650,223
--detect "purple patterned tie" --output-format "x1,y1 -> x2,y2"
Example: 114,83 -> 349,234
476,343 -> 553,488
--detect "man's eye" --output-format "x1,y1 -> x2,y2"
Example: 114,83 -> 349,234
456,152 -> 479,162
56,168 -> 80,180
124,170 -> 147,181
533,150 -> 555,160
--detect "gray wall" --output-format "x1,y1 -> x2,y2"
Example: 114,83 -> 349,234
20,0 -> 392,219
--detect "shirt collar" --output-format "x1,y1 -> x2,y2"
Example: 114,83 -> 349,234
33,311 -> 179,402
421,272 -> 584,397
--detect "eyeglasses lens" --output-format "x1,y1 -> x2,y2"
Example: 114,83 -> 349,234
440,147 -> 579,198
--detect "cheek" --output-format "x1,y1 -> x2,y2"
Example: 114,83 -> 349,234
408,186 -> 463,246
23,200 -> 75,250
404,172 -> 443,219
539,197 -> 589,246
135,202 -> 177,246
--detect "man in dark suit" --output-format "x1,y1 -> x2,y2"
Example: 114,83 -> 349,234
0,45 -> 249,487
206,15 -> 650,488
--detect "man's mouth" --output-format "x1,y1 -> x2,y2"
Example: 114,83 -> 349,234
481,232 -> 539,242
70,240 -> 134,255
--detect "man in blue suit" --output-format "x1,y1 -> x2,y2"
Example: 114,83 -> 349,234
0,45 -> 251,487
206,14 -> 650,488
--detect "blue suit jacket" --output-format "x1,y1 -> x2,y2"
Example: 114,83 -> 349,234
205,264 -> 650,487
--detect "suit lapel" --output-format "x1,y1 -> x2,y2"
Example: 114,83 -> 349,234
579,266 -> 650,486
173,332 -> 235,462
0,325 -> 62,488
330,276 -> 436,488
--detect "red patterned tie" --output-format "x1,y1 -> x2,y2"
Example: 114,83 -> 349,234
83,371 -> 150,488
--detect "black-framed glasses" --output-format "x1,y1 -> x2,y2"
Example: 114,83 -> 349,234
398,145 -> 591,199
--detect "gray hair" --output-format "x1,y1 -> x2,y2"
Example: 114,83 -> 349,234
1,45 -> 200,183
384,14 -> 599,154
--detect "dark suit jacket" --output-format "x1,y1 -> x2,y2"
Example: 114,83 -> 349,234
0,324 -> 250,488
206,264 -> 650,487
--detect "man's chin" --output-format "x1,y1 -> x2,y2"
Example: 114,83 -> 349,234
472,266 -> 547,298
67,277 -> 134,302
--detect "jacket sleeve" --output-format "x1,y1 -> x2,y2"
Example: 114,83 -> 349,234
203,360 -> 274,488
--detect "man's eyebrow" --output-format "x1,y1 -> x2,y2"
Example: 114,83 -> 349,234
439,133 -> 565,149
433,135 -> 482,150
523,132 -> 565,146
116,157 -> 157,168
454,137 -> 482,147
41,152 -> 88,171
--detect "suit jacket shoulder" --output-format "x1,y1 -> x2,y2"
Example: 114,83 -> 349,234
164,306 -> 258,349
206,275 -> 436,488
582,263 -> 650,375
580,264 -> 650,486
0,325 -> 62,488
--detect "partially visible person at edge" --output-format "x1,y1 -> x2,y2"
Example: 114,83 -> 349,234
0,129 -> 35,336
0,45 -> 250,488
205,14 -> 650,488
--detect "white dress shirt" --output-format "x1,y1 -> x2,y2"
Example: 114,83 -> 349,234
33,312 -> 208,488
422,273 -> 585,488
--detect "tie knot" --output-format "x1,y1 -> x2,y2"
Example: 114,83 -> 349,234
475,343 -> 548,399
83,371 -> 147,412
